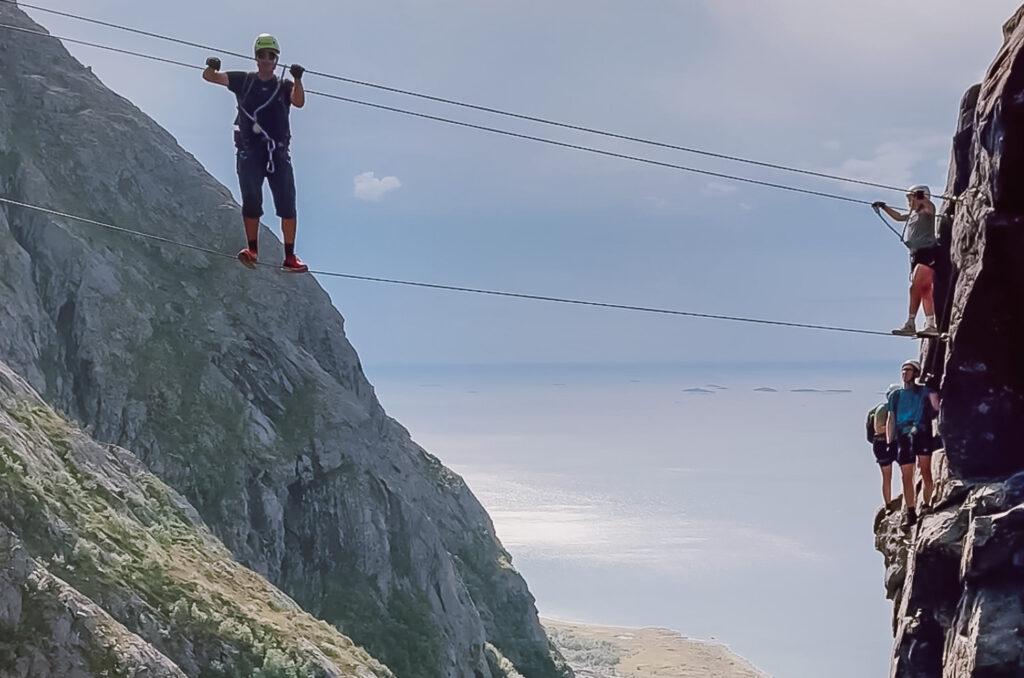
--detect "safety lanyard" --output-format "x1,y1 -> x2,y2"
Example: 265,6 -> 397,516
871,205 -> 910,249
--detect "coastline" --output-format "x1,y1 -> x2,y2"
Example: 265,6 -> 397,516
542,617 -> 767,678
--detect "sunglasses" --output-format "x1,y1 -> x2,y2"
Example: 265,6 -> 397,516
256,50 -> 279,61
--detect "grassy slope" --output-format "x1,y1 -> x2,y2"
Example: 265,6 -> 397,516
0,364 -> 392,678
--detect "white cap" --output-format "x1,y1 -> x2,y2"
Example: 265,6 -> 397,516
906,184 -> 931,199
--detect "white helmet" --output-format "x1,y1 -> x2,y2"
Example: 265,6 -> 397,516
906,184 -> 931,199
902,359 -> 922,376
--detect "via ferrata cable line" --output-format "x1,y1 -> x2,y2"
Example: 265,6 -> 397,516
1,0 -> 957,201
0,19 -> 940,251
0,21 -> 886,211
0,196 -> 895,338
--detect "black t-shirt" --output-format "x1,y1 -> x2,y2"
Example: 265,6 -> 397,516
227,71 -> 293,148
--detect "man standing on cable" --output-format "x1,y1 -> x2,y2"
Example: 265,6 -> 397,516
873,186 -> 939,337
203,34 -> 308,272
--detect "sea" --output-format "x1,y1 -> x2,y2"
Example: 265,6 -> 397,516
368,361 -> 898,678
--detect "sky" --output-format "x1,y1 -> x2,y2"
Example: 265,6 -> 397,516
13,2 -> 1021,674
17,0 -> 1020,369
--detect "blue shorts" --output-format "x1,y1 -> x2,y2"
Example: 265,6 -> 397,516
236,144 -> 296,219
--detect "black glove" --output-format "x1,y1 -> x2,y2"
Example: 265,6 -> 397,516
206,57 -> 221,71
872,201 -> 886,209
289,63 -> 305,80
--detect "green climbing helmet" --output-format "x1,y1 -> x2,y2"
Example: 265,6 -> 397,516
254,33 -> 281,56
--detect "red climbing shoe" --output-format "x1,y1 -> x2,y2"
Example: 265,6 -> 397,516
282,254 -> 308,273
237,248 -> 258,270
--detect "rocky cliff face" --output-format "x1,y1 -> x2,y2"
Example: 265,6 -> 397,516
0,360 -> 390,677
0,4 -> 569,677
875,6 -> 1024,676
941,6 -> 1024,480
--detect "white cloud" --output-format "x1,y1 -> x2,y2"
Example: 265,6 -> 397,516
353,171 -> 402,202
705,2 -> 1015,68
701,181 -> 739,197
640,195 -> 670,210
825,134 -> 950,194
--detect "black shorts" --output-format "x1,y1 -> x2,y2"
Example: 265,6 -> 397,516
910,245 -> 941,271
236,143 -> 296,219
873,438 -> 896,465
895,429 -> 933,465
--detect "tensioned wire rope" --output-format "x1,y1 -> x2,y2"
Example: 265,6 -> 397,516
1,21 -> 896,209
1,0 -> 955,200
0,197 -> 894,337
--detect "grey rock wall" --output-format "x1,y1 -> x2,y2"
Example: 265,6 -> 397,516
876,7 -> 1024,676
0,3 -> 569,677
941,4 -> 1024,479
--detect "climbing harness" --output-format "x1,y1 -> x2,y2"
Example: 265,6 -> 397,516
235,64 -> 287,174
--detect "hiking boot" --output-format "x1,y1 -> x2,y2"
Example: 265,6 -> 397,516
237,247 -> 258,270
918,322 -> 941,338
282,254 -> 308,273
903,507 -> 918,528
892,320 -> 917,337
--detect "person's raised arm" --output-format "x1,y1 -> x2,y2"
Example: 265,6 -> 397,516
289,64 -> 305,108
873,202 -> 909,222
202,57 -> 229,86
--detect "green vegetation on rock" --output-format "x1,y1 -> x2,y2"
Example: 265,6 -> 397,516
0,365 -> 392,677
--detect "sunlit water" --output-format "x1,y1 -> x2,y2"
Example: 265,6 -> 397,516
368,362 -> 897,678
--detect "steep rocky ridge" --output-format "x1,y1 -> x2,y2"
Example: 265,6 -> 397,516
876,6 -> 1024,676
0,360 -> 389,677
0,4 -> 569,677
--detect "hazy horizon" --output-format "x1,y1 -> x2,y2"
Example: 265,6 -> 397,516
369,360 -> 900,678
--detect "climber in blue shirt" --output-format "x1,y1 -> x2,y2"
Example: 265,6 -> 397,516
886,359 -> 940,528
202,34 -> 308,273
